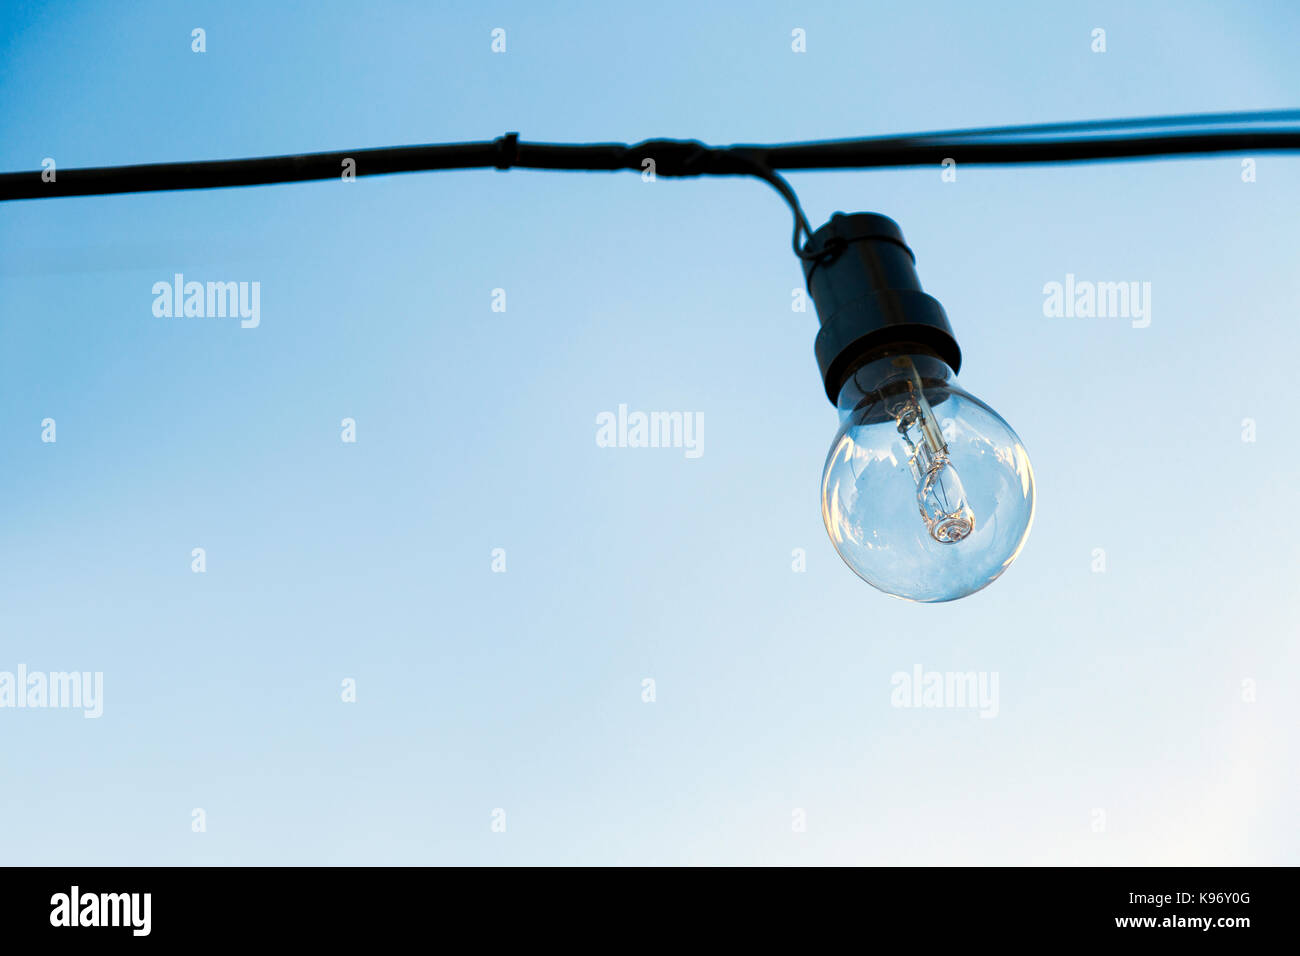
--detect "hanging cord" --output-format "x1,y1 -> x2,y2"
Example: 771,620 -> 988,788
722,151 -> 823,261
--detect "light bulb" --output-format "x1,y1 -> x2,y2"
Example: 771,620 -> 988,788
821,352 -> 1035,602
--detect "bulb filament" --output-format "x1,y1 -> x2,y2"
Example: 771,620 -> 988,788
890,362 -> 975,543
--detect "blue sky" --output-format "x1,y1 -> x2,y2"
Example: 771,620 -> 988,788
0,0 -> 1296,864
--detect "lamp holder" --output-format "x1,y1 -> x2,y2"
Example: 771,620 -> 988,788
802,212 -> 963,404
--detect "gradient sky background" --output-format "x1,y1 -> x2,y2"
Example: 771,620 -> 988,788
1,0 -> 1296,865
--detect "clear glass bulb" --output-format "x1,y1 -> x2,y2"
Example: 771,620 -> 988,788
821,352 -> 1035,602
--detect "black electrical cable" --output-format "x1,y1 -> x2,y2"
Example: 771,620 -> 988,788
6,111 -> 1300,202
755,127 -> 1300,170
3,111 -> 1299,258
871,108 -> 1300,143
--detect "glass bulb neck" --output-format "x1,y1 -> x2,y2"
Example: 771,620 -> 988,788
834,350 -> 955,423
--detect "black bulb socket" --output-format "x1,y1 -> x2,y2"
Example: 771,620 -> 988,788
803,212 -> 962,404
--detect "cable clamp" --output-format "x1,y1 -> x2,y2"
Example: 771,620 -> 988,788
495,132 -> 520,170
